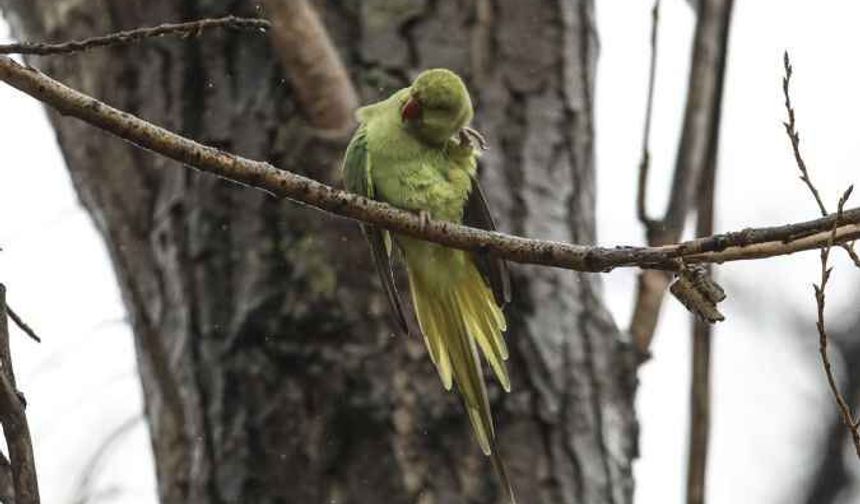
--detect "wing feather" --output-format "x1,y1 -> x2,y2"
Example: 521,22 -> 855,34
462,174 -> 512,306
342,127 -> 411,335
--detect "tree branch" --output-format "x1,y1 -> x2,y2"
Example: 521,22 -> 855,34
0,16 -> 270,56
686,82 -> 721,504
261,0 -> 357,131
0,54 -> 858,275
0,284 -> 39,503
630,0 -> 735,358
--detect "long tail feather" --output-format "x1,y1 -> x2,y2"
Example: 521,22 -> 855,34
407,256 -> 515,502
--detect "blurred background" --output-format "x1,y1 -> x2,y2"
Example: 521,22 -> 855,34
1,0 -> 860,502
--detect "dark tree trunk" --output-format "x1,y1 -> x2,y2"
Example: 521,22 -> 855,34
0,1 -> 638,502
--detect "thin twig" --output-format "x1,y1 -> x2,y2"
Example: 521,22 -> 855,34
782,53 -> 860,459
637,0 -> 661,230
783,52 -> 860,268
814,188 -> 860,459
1,55 -> 859,274
0,285 -> 39,503
782,53 -> 827,216
5,306 -> 41,343
0,16 -> 270,56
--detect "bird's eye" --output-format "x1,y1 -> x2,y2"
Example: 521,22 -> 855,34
401,98 -> 422,122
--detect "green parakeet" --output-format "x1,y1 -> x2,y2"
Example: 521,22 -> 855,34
341,68 -> 515,501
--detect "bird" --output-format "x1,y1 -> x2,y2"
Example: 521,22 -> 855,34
341,68 -> 515,502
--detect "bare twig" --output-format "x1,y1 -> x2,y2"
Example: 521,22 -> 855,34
261,0 -> 357,131
0,284 -> 39,503
5,306 -> 41,343
630,0 -> 735,358
637,0 -> 661,229
782,53 -> 826,216
1,55 -> 859,275
783,52 -> 860,460
783,52 -> 860,268
813,188 -> 860,459
0,16 -> 270,56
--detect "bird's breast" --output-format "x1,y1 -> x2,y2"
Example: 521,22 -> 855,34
373,153 -> 471,224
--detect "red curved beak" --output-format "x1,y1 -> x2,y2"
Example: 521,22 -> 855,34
401,97 -> 422,122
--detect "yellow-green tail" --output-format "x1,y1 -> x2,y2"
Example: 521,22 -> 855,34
407,258 -> 515,502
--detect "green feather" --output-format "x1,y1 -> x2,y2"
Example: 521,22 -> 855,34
342,68 -> 515,503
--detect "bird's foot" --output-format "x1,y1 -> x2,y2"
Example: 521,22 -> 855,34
459,127 -> 489,151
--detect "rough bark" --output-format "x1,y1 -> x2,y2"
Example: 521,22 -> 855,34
0,1 -> 637,502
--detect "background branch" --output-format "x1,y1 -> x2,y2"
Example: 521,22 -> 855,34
637,0 -> 661,229
686,76 -> 722,504
261,0 -> 357,131
0,16 -> 269,56
0,284 -> 39,503
630,0 -> 735,359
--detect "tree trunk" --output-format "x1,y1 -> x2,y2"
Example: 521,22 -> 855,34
0,1 -> 638,502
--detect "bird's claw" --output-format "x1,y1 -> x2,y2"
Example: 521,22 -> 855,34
459,127 -> 489,151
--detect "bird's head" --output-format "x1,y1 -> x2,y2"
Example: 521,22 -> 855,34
400,68 -> 474,146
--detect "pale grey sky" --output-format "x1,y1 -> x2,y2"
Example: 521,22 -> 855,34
2,1 -> 860,502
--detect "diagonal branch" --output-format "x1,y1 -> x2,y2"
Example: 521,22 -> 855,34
0,55 -> 858,275
261,0 -> 358,131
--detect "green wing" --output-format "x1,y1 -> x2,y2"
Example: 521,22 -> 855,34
463,173 -> 511,306
342,127 -> 411,335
